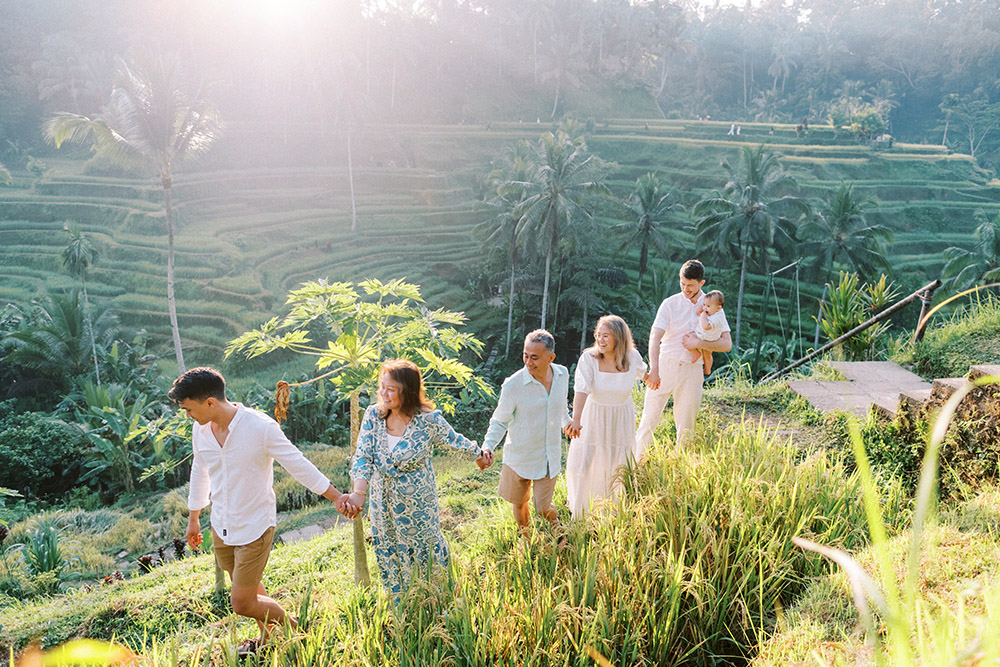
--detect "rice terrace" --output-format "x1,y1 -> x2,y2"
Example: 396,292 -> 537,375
1,1 -> 999,665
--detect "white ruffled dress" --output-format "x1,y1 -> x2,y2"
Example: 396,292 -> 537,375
566,348 -> 647,519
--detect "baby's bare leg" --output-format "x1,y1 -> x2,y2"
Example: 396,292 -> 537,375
702,349 -> 713,375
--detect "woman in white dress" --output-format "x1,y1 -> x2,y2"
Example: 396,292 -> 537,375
564,315 -> 647,520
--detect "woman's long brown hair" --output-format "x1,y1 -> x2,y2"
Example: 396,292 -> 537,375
377,358 -> 434,417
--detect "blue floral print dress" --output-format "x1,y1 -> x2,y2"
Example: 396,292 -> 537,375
350,406 -> 482,596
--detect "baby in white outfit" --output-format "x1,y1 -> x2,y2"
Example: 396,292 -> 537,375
692,290 -> 726,375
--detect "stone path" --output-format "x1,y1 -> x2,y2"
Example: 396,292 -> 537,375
787,361 -> 932,417
277,513 -> 350,545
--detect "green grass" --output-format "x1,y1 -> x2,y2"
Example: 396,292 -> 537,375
754,486 -> 1000,666
0,398 -> 905,665
898,294 -> 1000,378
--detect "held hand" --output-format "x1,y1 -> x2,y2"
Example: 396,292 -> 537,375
347,492 -> 367,517
476,448 -> 494,470
563,419 -> 582,439
185,518 -> 203,550
334,494 -> 355,519
646,369 -> 661,390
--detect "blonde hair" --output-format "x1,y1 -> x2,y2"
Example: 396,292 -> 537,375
589,315 -> 634,371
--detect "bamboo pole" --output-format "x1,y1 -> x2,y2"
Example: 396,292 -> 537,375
760,278 -> 941,384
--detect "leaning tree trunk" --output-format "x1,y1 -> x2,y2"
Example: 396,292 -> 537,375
540,218 -> 558,329
162,175 -> 186,373
347,129 -> 358,232
350,391 -> 371,586
735,246 -> 748,352
540,249 -> 552,329
505,241 -> 517,358
550,73 -> 562,119
82,279 -> 100,386
579,296 -> 589,355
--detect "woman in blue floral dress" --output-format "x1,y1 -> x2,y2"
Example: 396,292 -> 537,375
347,359 -> 493,597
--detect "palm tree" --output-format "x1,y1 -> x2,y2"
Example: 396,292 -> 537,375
2,291 -> 117,397
942,210 -> 1000,293
478,141 -> 536,357
651,5 -> 694,98
800,183 -> 892,282
618,173 -> 684,293
768,42 -> 797,94
508,131 -> 610,330
61,225 -> 101,386
539,24 -> 585,119
519,0 -> 555,84
694,145 -> 809,351
44,56 -> 222,373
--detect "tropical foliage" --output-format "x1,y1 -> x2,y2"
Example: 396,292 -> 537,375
942,209 -> 1000,293
44,55 -> 222,373
694,145 -> 809,351
819,272 -> 901,361
800,182 -> 892,281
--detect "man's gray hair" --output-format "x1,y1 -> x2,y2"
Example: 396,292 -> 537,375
525,329 -> 555,352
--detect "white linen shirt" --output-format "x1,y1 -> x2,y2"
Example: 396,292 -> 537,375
481,365 -> 571,479
652,291 -> 731,363
187,403 -> 331,546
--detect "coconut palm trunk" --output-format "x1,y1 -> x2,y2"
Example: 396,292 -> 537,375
162,174 -> 186,373
505,233 -> 517,358
735,245 -> 748,352
347,129 -> 358,232
81,279 -> 101,386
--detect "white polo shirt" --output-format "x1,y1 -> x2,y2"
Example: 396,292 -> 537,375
187,403 -> 331,546
652,291 -> 731,363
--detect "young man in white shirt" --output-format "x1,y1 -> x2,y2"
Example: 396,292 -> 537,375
635,260 -> 732,457
171,367 -> 354,655
481,330 -> 570,537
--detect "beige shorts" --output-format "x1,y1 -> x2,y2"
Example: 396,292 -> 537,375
213,526 -> 275,589
497,464 -> 557,513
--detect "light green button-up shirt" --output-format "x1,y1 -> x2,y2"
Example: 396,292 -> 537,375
481,365 -> 571,480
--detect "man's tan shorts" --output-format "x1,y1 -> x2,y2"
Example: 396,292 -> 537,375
212,526 -> 275,589
498,464 -> 557,513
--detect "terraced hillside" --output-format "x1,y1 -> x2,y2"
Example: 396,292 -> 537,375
1,119 -> 997,371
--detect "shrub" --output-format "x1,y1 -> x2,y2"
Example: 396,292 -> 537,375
906,296 -> 1000,378
8,518 -> 77,595
96,515 -> 157,555
0,405 -> 88,498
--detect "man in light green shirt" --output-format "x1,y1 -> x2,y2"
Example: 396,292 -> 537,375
482,329 -> 571,535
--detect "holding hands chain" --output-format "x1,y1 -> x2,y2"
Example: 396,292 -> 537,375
476,447 -> 495,471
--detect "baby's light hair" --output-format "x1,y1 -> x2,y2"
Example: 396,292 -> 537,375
706,290 -> 724,307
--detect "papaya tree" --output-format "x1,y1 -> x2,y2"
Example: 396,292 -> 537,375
226,278 -> 492,586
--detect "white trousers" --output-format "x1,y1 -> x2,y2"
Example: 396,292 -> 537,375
635,357 -> 704,458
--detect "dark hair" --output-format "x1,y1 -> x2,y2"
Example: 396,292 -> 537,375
706,289 -> 725,306
377,359 -> 434,418
168,367 -> 227,403
525,329 -> 556,353
679,259 -> 705,281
